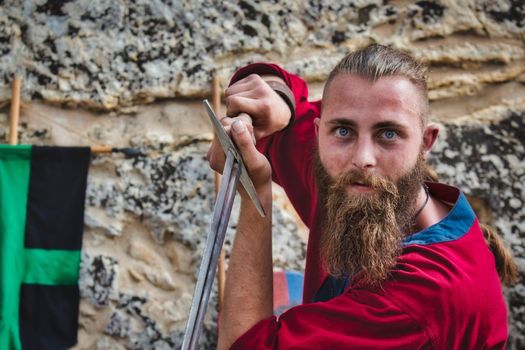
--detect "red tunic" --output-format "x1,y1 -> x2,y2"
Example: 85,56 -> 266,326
228,64 -> 508,349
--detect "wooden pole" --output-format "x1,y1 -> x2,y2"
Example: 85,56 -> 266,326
212,75 -> 227,312
212,75 -> 221,120
212,75 -> 222,202
8,76 -> 21,145
90,145 -> 112,154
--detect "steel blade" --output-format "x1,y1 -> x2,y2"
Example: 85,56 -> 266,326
182,150 -> 240,350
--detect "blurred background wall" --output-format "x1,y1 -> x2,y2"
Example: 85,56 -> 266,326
0,0 -> 523,348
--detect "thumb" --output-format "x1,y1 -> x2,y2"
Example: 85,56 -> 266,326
231,120 -> 265,172
231,120 -> 272,195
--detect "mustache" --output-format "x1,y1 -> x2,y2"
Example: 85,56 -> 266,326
331,169 -> 398,196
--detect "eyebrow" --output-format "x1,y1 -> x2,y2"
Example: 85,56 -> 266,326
325,118 -> 409,131
372,121 -> 409,131
326,118 -> 357,127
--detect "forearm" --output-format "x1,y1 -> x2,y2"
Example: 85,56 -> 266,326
218,187 -> 273,350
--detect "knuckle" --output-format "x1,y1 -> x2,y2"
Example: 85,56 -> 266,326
236,132 -> 249,145
252,161 -> 267,174
238,112 -> 252,123
226,95 -> 238,109
259,83 -> 272,95
220,116 -> 231,126
235,135 -> 252,150
260,99 -> 272,114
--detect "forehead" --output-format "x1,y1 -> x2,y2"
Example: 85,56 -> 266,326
322,74 -> 423,125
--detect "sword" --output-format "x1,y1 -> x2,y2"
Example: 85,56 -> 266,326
181,100 -> 266,350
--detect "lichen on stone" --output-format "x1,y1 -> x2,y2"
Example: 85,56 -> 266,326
429,110 -> 525,347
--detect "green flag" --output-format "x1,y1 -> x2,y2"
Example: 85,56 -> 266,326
0,145 -> 90,349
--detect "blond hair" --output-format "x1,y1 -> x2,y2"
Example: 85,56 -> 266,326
480,224 -> 518,286
324,44 -> 429,121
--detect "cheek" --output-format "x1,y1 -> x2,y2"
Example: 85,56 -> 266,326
380,144 -> 421,178
318,140 -> 348,177
380,154 -> 406,178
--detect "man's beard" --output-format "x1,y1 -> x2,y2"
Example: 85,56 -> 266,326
316,152 -> 426,286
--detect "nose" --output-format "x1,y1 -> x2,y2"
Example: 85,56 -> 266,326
351,137 -> 376,170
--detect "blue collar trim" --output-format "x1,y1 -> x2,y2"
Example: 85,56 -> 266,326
402,185 -> 475,247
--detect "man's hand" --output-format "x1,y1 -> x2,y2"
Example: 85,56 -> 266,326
207,115 -> 272,198
207,112 -> 253,176
225,74 -> 292,140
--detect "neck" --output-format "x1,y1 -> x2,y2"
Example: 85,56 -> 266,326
414,184 -> 451,231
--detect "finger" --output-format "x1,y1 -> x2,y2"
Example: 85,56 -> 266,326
207,137 -> 226,174
226,74 -> 262,95
232,112 -> 253,127
226,77 -> 272,102
225,79 -> 259,97
236,113 -> 256,144
219,115 -> 255,144
226,95 -> 266,119
221,113 -> 252,131
220,116 -> 234,127
230,120 -> 265,173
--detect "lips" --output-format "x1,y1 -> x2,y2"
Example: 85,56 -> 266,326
351,180 -> 372,187
348,182 -> 373,192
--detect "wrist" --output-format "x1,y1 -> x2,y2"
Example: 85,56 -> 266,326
240,184 -> 272,214
266,80 -> 295,130
261,76 -> 295,131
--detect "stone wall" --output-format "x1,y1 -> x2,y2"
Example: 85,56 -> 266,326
0,0 -> 524,348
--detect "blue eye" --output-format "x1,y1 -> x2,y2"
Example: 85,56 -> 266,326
337,127 -> 350,137
383,130 -> 397,140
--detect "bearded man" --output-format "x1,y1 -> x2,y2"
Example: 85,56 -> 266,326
208,44 -> 516,349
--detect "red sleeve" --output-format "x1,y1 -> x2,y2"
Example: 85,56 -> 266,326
230,288 -> 430,350
230,63 -> 322,227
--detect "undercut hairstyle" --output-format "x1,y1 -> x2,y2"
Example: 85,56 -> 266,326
323,44 -> 430,122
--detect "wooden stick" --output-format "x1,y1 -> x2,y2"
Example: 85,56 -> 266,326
212,75 -> 221,118
90,146 -> 142,158
8,76 -> 21,145
213,75 -> 226,310
212,75 -> 222,200
212,74 -> 227,311
90,145 -> 113,154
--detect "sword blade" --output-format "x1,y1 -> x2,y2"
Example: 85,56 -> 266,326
182,150 -> 240,350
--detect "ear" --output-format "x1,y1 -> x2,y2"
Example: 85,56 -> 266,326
422,123 -> 439,160
314,117 -> 320,137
